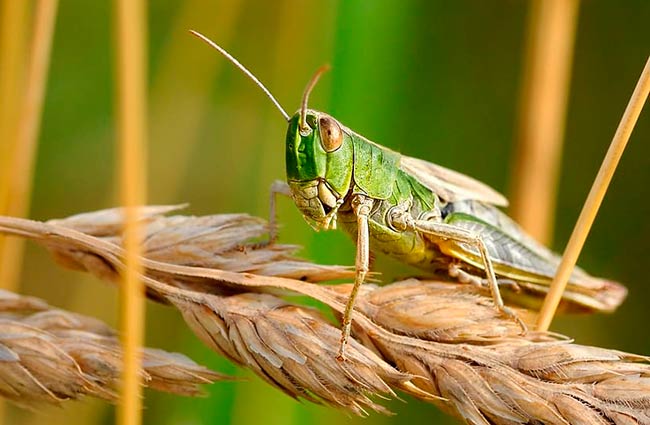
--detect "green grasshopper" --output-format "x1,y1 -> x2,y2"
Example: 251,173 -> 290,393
191,31 -> 627,360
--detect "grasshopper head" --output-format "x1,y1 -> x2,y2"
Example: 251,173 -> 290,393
285,110 -> 353,228
188,32 -> 353,228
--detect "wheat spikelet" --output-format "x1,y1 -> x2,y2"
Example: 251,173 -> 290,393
47,205 -> 353,283
0,288 -> 225,407
350,281 -> 650,424
171,291 -> 410,415
1,206 -> 649,423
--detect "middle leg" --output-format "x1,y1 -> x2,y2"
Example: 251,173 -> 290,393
337,194 -> 374,361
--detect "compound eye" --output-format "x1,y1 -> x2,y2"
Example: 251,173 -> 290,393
319,117 -> 343,152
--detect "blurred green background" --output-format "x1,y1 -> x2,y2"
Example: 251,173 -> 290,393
9,0 -> 650,424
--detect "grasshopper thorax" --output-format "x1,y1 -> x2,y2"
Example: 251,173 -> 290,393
285,110 -> 354,230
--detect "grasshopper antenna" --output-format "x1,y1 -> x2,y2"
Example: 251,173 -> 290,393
299,64 -> 331,133
189,30 -> 290,121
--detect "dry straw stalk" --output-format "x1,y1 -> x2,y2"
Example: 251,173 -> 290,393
537,56 -> 650,332
0,206 -> 649,423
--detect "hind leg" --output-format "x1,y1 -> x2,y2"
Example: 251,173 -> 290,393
390,211 -> 527,334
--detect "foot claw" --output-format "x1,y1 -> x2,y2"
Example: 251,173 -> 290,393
336,343 -> 347,362
499,305 -> 528,335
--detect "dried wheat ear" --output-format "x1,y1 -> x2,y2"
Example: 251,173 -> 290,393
0,288 -> 225,407
0,206 -> 648,423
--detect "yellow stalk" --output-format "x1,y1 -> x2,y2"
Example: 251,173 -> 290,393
0,0 -> 28,211
0,0 -> 58,291
536,56 -> 650,331
114,0 -> 147,424
509,0 -> 580,245
0,1 -> 56,422
0,0 -> 29,293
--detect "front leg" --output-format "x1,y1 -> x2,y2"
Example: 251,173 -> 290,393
337,194 -> 373,361
268,180 -> 292,243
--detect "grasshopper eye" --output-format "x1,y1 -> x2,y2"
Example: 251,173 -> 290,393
319,117 -> 343,152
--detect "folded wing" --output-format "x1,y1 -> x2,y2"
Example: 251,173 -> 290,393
400,155 -> 509,206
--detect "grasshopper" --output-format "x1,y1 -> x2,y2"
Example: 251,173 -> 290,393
191,31 -> 627,360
